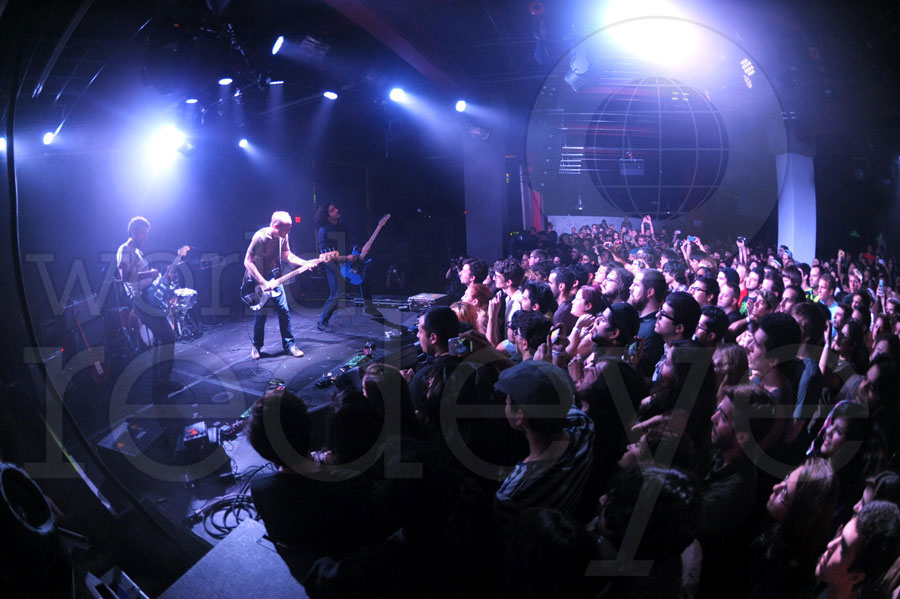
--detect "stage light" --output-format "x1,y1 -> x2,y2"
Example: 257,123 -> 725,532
389,87 -> 406,103
0,137 -> 5,152
455,100 -> 467,112
42,132 -> 55,145
603,0 -> 698,65
185,98 -> 198,104
146,125 -> 187,169
218,77 -> 233,86
323,91 -> 338,100
233,90 -> 241,98
269,80 -> 284,85
239,138 -> 249,148
271,35 -> 284,55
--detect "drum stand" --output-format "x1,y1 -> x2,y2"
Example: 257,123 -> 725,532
172,288 -> 201,341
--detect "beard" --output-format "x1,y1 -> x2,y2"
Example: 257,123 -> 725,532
630,294 -> 648,313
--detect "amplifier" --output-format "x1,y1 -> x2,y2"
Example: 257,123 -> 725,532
407,293 -> 451,310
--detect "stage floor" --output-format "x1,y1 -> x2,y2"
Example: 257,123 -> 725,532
56,296 -> 422,547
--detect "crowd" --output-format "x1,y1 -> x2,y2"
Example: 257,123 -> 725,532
244,215 -> 900,599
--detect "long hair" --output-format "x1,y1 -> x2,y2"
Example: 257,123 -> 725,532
314,202 -> 336,227
766,458 -> 838,571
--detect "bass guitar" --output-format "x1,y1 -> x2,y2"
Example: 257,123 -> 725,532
240,251 -> 338,311
340,214 -> 390,285
141,245 -> 190,312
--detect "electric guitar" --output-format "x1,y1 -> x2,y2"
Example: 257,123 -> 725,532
340,214 -> 390,285
74,313 -> 107,385
240,251 -> 338,311
141,245 -> 190,311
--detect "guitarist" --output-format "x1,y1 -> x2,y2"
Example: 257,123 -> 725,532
116,216 -> 181,393
315,203 -> 383,332
244,211 -> 312,359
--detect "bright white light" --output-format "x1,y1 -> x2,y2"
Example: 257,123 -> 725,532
740,58 -> 755,76
146,125 -> 186,169
42,132 -> 55,145
455,100 -> 467,112
389,88 -> 407,103
239,138 -> 249,148
603,0 -> 698,66
272,36 -> 284,56
0,137 -> 5,152
218,77 -> 233,86
233,90 -> 241,98
269,80 -> 284,86
185,98 -> 198,104
323,91 -> 338,100
743,74 -> 753,89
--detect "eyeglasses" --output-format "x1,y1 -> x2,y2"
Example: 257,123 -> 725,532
689,285 -> 707,294
656,308 -> 678,323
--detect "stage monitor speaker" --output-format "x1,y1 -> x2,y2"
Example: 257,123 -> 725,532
97,419 -> 166,458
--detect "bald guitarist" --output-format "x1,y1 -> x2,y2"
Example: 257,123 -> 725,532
315,203 -> 387,332
244,211 -> 313,360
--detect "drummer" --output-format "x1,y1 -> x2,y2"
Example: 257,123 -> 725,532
116,216 -> 182,393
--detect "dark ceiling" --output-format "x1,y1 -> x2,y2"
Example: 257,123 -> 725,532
3,0 -> 900,141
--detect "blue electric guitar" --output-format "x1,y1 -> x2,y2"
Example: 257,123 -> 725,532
340,213 -> 390,285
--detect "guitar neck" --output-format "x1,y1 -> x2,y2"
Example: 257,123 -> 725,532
272,261 -> 319,286
358,223 -> 386,260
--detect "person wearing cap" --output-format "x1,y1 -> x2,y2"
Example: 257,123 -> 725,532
494,360 -> 594,523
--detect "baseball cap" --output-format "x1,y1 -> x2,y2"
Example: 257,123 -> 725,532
494,360 -> 573,413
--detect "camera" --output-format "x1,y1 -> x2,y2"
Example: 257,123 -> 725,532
448,337 -> 472,356
737,236 -> 746,244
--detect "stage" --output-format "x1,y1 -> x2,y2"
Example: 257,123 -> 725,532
52,296 -> 423,553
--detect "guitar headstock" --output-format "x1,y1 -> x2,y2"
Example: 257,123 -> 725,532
319,251 -> 340,262
177,246 -> 190,257
378,214 -> 391,227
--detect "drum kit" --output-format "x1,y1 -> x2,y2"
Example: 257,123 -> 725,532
112,283 -> 201,352
171,287 -> 200,341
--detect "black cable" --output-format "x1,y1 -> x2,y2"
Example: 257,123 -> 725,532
201,494 -> 257,540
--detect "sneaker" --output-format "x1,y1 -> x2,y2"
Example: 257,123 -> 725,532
288,346 -> 304,358
317,321 -> 334,333
250,346 -> 260,360
364,305 -> 384,318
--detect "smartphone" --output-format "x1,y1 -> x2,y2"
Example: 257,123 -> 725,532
448,337 -> 472,356
550,327 -> 561,344
879,279 -> 885,293
737,236 -> 746,244
687,235 -> 697,243
626,341 -> 639,358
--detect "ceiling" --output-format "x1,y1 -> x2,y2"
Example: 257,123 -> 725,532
3,0 -> 900,140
